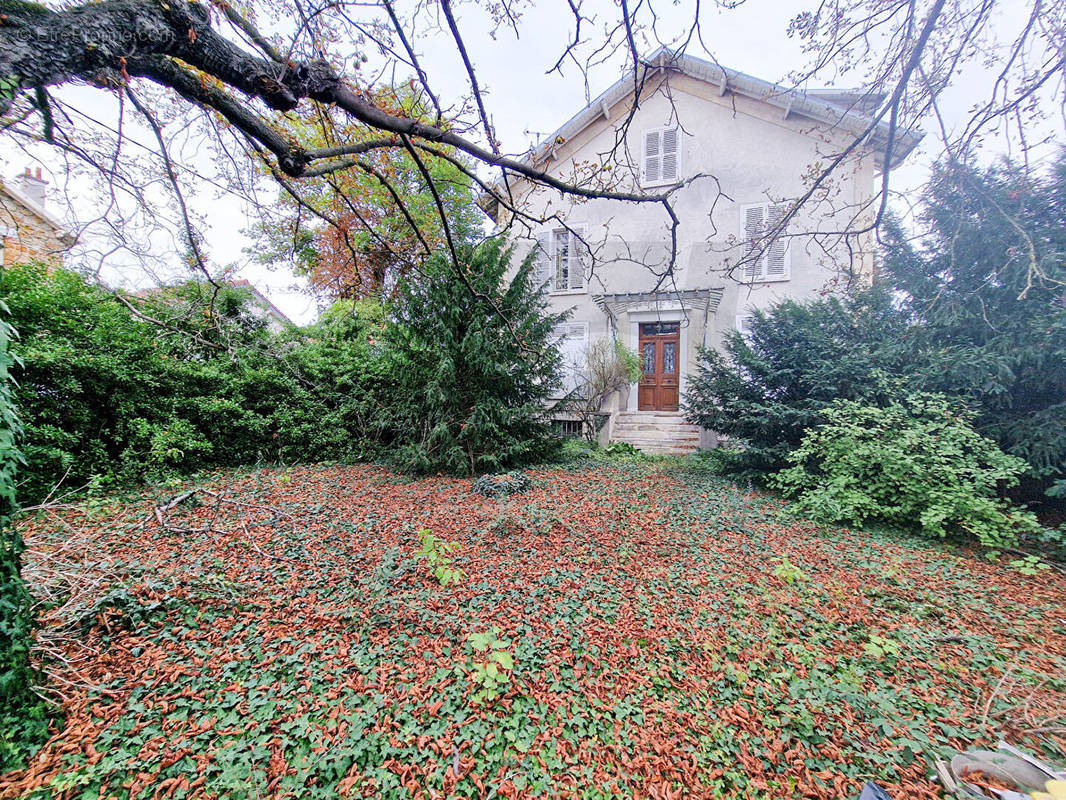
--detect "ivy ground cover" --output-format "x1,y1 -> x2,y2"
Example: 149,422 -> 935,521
2,462 -> 1064,799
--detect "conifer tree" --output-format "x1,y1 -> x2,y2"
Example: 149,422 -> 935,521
386,239 -> 567,475
881,155 -> 1066,485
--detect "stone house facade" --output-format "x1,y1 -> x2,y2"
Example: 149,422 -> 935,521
1,168 -> 76,268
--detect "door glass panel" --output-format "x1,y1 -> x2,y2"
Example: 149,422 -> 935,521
642,342 -> 655,374
663,342 -> 677,373
640,322 -> 680,336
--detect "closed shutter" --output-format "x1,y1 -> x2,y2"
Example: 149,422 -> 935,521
534,231 -> 551,289
661,128 -> 679,183
743,204 -> 766,280
553,322 -> 588,394
642,128 -> 681,186
766,204 -> 790,278
568,226 -> 587,290
741,203 -> 790,281
643,130 -> 661,185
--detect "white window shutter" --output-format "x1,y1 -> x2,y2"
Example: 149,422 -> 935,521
743,204 -> 766,280
661,128 -> 680,183
552,227 -> 569,292
766,204 -> 790,278
553,322 -> 588,394
642,130 -> 661,185
568,226 -> 587,290
534,231 -> 551,288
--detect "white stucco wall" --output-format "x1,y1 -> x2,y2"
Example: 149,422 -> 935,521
504,71 -> 879,408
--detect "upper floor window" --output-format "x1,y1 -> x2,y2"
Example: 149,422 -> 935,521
740,202 -> 791,282
535,225 -> 587,293
641,127 -> 681,187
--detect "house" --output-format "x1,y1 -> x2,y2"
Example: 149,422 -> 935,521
0,168 -> 76,267
229,279 -> 295,332
133,278 -> 295,332
491,49 -> 920,453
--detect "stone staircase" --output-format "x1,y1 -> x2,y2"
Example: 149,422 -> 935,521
610,411 -> 703,455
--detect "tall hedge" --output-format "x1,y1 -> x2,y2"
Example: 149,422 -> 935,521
0,301 -> 50,770
0,263 -> 393,503
3,246 -> 569,500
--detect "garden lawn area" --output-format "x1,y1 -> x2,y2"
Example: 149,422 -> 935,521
2,462 -> 1064,800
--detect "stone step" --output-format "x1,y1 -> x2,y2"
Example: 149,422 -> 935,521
609,422 -> 699,428
613,440 -> 701,455
615,435 -> 699,447
609,411 -> 703,455
614,412 -> 688,420
611,431 -> 700,442
613,422 -> 696,427
612,425 -> 700,436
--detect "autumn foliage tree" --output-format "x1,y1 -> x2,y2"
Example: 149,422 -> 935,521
252,87 -> 485,300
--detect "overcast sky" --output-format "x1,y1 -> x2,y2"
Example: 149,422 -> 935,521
3,0 -> 1058,324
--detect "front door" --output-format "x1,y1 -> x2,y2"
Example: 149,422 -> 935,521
638,321 -> 680,411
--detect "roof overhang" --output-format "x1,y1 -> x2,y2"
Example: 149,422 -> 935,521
593,287 -> 724,319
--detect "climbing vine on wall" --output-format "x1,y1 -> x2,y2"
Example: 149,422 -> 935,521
0,301 -> 50,770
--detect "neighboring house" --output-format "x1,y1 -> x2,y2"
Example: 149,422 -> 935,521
0,168 -> 76,267
491,48 -> 919,452
133,279 -> 295,332
229,279 -> 295,332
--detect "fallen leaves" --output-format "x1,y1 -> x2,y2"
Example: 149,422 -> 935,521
1,462 -> 1063,799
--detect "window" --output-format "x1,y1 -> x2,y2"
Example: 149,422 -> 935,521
662,341 -> 677,373
552,321 -> 588,395
639,321 -> 679,336
554,418 -> 585,438
641,127 -> 681,187
641,341 -> 655,374
535,226 -> 587,293
0,225 -> 13,259
740,202 -> 791,281
735,314 -> 755,342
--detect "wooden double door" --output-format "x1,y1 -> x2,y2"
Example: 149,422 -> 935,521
637,321 -> 680,411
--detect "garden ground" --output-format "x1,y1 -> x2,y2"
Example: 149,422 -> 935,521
1,460 -> 1064,799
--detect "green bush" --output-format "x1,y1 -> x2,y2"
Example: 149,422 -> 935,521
0,263 -> 394,503
683,288 -> 918,478
4,241 -> 570,499
770,394 -> 1041,546
385,239 -> 566,475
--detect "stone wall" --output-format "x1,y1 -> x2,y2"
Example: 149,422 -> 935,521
0,190 -> 70,267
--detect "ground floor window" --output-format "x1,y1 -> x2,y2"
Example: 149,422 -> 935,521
552,321 -> 588,396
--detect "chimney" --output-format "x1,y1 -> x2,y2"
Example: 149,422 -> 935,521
18,166 -> 48,209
